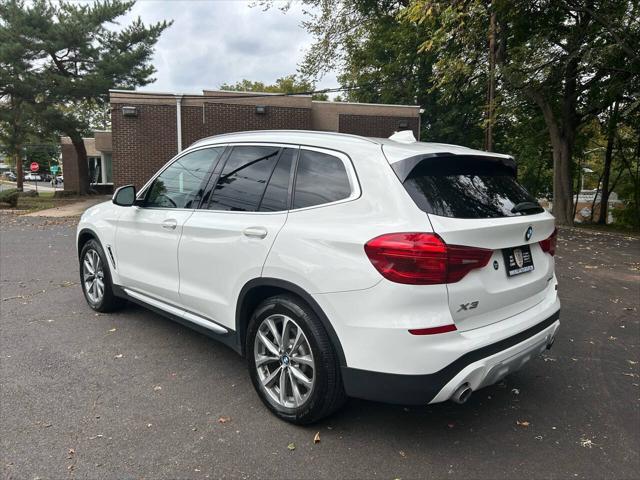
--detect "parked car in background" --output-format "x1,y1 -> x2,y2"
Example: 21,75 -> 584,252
4,172 -> 17,181
24,173 -> 42,181
77,130 -> 560,424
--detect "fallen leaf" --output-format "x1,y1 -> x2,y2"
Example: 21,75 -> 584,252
579,437 -> 595,448
287,442 -> 296,451
153,385 -> 162,391
516,420 -> 530,427
217,416 -> 231,424
313,432 -> 321,444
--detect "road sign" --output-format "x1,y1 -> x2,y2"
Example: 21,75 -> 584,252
30,162 -> 39,172
51,165 -> 59,175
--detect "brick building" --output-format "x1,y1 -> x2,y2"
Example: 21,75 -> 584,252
61,89 -> 421,193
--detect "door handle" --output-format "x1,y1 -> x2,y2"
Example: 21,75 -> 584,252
243,226 -> 268,239
162,219 -> 178,230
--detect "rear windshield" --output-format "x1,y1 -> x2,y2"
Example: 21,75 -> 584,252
402,157 -> 542,218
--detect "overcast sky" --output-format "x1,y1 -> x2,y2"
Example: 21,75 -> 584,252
118,0 -> 337,94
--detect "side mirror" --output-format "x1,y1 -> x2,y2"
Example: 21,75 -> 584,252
112,185 -> 136,207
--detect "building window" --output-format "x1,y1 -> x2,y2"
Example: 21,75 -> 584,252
103,153 -> 113,184
88,156 -> 102,184
88,153 -> 114,184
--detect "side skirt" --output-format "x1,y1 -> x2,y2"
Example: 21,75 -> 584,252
113,285 -> 242,355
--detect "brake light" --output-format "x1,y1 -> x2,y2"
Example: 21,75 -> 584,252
364,233 -> 492,285
539,228 -> 558,256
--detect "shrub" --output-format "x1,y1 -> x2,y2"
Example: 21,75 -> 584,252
0,189 -> 19,208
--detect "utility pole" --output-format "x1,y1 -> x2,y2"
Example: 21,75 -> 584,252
484,8 -> 497,152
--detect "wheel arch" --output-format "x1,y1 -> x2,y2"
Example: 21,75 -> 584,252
77,228 -> 99,258
236,278 -> 347,366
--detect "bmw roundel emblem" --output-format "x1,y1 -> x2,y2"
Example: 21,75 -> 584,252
525,226 -> 533,241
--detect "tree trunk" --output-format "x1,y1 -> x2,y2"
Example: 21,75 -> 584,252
551,136 -> 575,225
484,9 -> 497,152
597,101 -> 619,224
530,89 -> 575,225
71,136 -> 90,195
15,149 -> 24,192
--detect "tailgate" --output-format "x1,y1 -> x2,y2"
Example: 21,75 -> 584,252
429,213 -> 556,331
385,145 -> 558,332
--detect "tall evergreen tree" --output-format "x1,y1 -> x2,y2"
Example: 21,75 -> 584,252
0,0 -> 171,194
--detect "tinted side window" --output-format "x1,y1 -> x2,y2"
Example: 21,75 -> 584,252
145,147 -> 223,209
258,148 -> 296,212
208,146 -> 280,212
293,150 -> 351,209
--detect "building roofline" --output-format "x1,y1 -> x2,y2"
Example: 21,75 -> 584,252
311,100 -> 420,109
207,89 -> 313,98
109,89 -> 419,109
109,89 -> 198,96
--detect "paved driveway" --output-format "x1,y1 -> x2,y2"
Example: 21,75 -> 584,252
1,215 -> 638,479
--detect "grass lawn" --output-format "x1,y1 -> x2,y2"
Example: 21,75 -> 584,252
0,189 -> 80,213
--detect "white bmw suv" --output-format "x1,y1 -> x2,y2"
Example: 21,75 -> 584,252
77,130 -> 560,424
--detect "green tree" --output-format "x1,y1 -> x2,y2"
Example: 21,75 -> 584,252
220,74 -> 329,100
0,0 -> 42,190
404,0 -> 639,225
0,0 -> 171,194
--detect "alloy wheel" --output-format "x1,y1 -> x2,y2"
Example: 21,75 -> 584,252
82,249 -> 105,304
254,314 -> 315,409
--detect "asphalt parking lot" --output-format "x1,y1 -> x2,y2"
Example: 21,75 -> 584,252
1,214 -> 638,479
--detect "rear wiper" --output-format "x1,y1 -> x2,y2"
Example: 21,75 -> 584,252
511,201 -> 544,215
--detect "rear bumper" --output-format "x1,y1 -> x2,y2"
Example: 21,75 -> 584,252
341,309 -> 560,405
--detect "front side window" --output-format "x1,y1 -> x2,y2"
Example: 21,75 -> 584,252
293,150 -> 351,209
208,146 -> 281,212
145,147 -> 224,209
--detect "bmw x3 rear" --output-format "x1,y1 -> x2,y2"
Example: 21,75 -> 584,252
77,130 -> 560,424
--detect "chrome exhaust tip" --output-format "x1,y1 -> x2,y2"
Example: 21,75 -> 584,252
546,335 -> 555,350
451,383 -> 473,404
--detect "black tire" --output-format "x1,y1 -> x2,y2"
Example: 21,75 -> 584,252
79,239 -> 125,313
246,294 -> 346,424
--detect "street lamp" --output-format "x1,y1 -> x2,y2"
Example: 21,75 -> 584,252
581,167 -> 594,191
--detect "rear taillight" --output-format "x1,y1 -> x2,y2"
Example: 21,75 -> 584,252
539,228 -> 558,256
364,233 -> 492,285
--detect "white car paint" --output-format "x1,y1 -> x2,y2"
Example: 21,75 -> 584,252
78,129 -> 560,406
